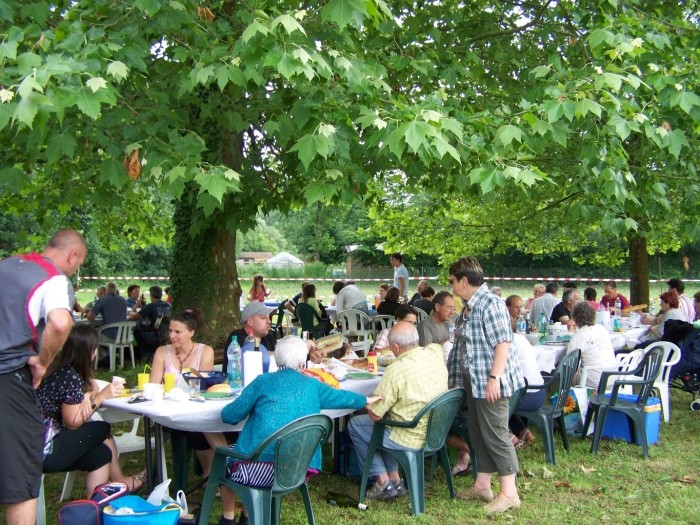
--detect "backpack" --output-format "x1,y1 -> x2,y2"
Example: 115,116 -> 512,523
58,482 -> 128,525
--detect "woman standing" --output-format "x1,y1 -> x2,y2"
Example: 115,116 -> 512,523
247,275 -> 271,303
150,307 -> 221,475
38,325 -> 145,497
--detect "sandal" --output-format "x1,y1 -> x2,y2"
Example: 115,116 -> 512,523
518,429 -> 535,447
451,464 -> 473,477
130,469 -> 147,493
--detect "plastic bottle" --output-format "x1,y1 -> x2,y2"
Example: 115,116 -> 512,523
538,312 -> 548,342
614,297 -> 622,318
326,492 -> 367,511
226,338 -> 242,390
367,351 -> 378,374
516,315 -> 527,334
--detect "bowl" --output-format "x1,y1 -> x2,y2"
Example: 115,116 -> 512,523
182,371 -> 227,391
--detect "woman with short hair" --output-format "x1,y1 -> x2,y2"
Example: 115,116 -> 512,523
567,302 -> 617,388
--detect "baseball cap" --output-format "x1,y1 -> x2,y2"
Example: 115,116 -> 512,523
241,302 -> 274,322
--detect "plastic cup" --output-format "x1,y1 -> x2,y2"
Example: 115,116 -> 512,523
164,372 -> 176,393
143,383 -> 164,404
137,373 -> 150,391
187,378 -> 201,397
112,375 -> 126,385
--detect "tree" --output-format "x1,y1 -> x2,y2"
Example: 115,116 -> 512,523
2,0 -> 699,347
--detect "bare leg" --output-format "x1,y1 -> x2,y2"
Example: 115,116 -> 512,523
201,432 -> 228,478
102,437 -> 144,493
498,473 -> 518,498
220,486 -> 237,520
195,449 -> 214,478
6,500 -> 38,525
447,435 -> 471,469
85,464 -> 110,497
474,471 -> 493,492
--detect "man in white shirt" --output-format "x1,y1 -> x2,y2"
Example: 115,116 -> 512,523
667,278 -> 695,323
390,253 -> 409,300
528,282 -> 559,324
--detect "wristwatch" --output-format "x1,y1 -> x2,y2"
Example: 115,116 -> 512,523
489,374 -> 501,382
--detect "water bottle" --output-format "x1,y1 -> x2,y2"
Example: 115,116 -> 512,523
614,297 -> 622,318
516,315 -> 527,334
326,492 -> 367,511
538,312 -> 548,343
226,338 -> 242,390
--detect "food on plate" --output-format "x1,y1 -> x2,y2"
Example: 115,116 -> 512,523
301,368 -> 340,389
206,383 -> 232,394
342,358 -> 369,370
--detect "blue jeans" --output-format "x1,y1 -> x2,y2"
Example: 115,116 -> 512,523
347,414 -> 419,477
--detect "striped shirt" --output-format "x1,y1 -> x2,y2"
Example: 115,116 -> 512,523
447,284 -> 524,398
371,343 -> 448,449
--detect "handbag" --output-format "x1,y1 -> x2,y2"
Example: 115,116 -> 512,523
102,495 -> 181,525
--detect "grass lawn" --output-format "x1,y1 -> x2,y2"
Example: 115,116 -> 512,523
15,358 -> 700,525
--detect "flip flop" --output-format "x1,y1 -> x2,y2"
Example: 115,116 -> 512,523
451,464 -> 473,477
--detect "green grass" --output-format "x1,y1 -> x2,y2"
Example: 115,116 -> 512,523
14,382 -> 700,524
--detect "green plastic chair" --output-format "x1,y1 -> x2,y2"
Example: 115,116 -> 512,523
295,302 -> 327,339
358,388 -> 466,516
514,349 -> 581,464
199,414 -> 333,525
431,382 -> 526,482
582,346 -> 664,458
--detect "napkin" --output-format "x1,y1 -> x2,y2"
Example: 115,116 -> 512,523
243,351 -> 263,386
168,387 -> 189,403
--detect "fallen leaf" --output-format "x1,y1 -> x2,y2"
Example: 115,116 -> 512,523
553,481 -> 571,488
197,5 -> 215,21
542,466 -> 555,479
580,465 -> 597,474
675,475 -> 696,484
124,149 -> 140,180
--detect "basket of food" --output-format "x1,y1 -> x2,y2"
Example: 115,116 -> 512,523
181,370 -> 227,391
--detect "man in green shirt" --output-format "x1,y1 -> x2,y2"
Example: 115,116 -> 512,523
348,322 -> 448,500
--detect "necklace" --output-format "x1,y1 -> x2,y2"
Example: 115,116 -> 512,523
175,343 -> 196,371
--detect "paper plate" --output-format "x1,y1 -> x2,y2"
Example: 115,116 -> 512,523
346,372 -> 376,380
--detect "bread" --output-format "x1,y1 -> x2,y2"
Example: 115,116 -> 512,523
206,383 -> 232,394
315,333 -> 344,354
344,358 -> 368,370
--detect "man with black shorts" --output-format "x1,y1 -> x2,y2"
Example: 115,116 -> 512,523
0,229 -> 86,525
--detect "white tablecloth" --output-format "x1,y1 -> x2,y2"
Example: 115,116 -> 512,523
102,376 -> 381,432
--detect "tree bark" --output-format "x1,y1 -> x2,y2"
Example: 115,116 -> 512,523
313,202 -> 322,262
628,232 -> 649,308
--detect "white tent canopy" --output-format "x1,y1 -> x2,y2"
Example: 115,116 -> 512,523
265,252 -> 304,269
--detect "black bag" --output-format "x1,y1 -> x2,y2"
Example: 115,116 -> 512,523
59,482 -> 129,525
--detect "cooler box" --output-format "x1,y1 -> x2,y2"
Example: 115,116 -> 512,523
601,395 -> 661,445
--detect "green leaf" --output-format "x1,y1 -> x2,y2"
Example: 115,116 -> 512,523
532,119 -> 549,136
321,0 -> 366,29
76,87 -> 102,119
669,91 -> 700,114
195,171 -> 228,204
385,128 -> 406,159
469,167 -> 496,194
86,77 -> 108,92
13,92 -> 39,127
575,98 -> 603,118
0,40 -> 18,60
242,20 -> 271,43
276,51 -> 297,79
290,134 -> 317,170
107,61 -> 129,82
531,65 -> 551,78
542,100 -> 564,123
17,52 -> 42,74
271,14 -> 306,36
196,65 -> 215,85
134,0 -> 162,16
18,75 -> 43,98
46,130 -> 78,164
494,124 -> 523,147
587,28 -> 615,49
403,120 -> 433,153
665,129 -> 689,158
304,182 -> 337,204
432,135 -> 461,163
0,167 -> 27,191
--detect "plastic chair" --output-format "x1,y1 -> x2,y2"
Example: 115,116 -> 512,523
650,341 -> 681,423
199,414 -> 333,525
358,388 -> 466,516
95,321 -> 136,371
578,349 -> 644,393
414,308 -> 428,323
514,349 -> 581,465
336,309 -> 373,356
269,300 -> 289,338
582,346 -> 665,458
372,315 -> 395,339
37,474 -> 46,525
295,303 -> 327,340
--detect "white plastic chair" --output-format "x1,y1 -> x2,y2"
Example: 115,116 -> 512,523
578,349 -> 644,392
59,416 -> 153,501
414,308 -> 428,323
372,315 -> 396,339
95,321 -> 136,371
37,475 -> 46,525
649,341 -> 681,423
336,309 -> 373,356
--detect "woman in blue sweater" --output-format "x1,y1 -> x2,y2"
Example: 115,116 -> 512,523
217,336 -> 379,525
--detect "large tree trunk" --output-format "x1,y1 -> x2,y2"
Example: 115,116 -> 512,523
628,232 -> 649,308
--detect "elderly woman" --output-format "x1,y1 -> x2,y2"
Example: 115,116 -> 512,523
524,283 -> 545,312
567,302 -> 618,388
639,290 -> 686,344
216,336 -> 380,525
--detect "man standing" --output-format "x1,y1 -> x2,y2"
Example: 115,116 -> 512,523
87,281 -> 127,339
667,278 -> 695,323
390,253 -> 409,301
417,291 -> 455,346
600,280 -> 630,311
0,229 -> 86,525
448,256 -> 524,514
528,282 -> 559,325
348,322 -> 447,500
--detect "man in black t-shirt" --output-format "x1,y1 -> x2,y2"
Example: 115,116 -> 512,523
130,285 -> 171,360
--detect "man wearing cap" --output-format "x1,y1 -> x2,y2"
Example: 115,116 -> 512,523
223,303 -> 324,373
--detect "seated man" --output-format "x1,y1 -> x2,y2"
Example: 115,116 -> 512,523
550,288 -> 579,324
125,284 -> 142,309
87,282 -> 127,338
130,285 -> 171,360
413,286 -> 436,315
348,322 -> 448,500
408,279 -> 429,306
600,280 -> 629,311
83,285 -> 106,316
417,291 -> 454,346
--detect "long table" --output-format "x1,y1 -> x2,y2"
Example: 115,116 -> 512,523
101,375 -> 381,490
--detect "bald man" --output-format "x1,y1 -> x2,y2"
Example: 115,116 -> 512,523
0,229 -> 86,525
